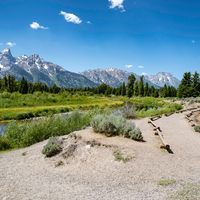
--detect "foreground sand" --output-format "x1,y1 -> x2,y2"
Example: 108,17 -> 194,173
1,111 -> 200,200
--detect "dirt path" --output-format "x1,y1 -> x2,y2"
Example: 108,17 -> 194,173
0,112 -> 200,200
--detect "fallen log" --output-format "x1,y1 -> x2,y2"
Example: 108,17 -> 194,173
148,119 -> 161,131
191,109 -> 200,113
176,109 -> 187,113
157,129 -> 170,149
187,107 -> 197,111
149,115 -> 162,121
164,112 -> 174,117
185,115 -> 197,127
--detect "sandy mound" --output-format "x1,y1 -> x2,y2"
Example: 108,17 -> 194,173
1,112 -> 200,199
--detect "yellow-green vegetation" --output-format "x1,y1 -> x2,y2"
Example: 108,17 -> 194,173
0,92 -> 123,120
113,149 -> 132,163
21,151 -> 27,156
171,182 -> 200,199
158,179 -> 176,186
55,160 -> 64,167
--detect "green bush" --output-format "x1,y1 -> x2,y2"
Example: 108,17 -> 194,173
35,108 -> 57,117
16,111 -> 34,120
90,113 -> 143,140
42,137 -> 62,157
194,126 -> 200,133
3,109 -> 106,150
0,137 -> 12,151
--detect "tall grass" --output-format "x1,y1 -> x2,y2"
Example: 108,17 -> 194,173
0,109 -> 109,151
137,102 -> 182,118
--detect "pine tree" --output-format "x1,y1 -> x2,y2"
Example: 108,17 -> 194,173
138,75 -> 144,96
177,72 -> 192,98
162,84 -> 168,97
121,82 -> 126,96
144,82 -> 149,96
191,71 -> 200,97
134,80 -> 139,96
127,74 -> 136,98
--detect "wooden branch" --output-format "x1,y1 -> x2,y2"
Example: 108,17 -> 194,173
187,107 -> 197,111
191,109 -> 200,113
157,129 -> 170,149
185,115 -> 197,127
176,109 -> 187,113
148,119 -> 161,131
164,112 -> 174,117
149,115 -> 162,121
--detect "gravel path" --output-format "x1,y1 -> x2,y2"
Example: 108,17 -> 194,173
1,112 -> 200,200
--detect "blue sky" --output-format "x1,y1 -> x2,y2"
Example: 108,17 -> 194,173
0,0 -> 200,80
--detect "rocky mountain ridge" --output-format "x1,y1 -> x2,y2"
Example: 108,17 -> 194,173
0,48 -> 97,88
144,72 -> 181,88
80,68 -> 161,88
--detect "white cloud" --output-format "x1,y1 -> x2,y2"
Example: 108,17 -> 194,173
6,42 -> 16,47
141,72 -> 148,76
192,40 -> 195,43
125,65 -> 133,68
86,21 -> 91,24
0,43 -> 2,45
108,0 -> 125,11
30,22 -> 49,30
138,66 -> 144,68
59,11 -> 82,24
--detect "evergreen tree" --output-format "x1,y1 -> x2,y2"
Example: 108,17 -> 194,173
162,84 -> 168,97
134,80 -> 139,96
121,82 -> 126,96
177,72 -> 192,98
138,75 -> 144,96
150,86 -> 155,97
19,76 -> 28,94
144,82 -> 149,96
127,74 -> 136,98
167,86 -> 171,97
191,71 -> 200,97
171,86 -> 177,97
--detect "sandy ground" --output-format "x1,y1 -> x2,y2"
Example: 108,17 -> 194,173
1,108 -> 200,199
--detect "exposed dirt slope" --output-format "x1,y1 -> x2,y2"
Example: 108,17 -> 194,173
1,112 -> 200,200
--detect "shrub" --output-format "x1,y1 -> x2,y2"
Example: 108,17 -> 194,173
0,137 -> 12,151
90,113 -> 143,140
194,126 -> 200,133
16,111 -> 34,120
42,137 -> 62,157
122,102 -> 137,119
3,109 -> 103,150
113,149 -> 132,163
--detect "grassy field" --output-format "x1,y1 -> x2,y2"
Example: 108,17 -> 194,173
0,93 -> 182,121
0,93 -> 124,120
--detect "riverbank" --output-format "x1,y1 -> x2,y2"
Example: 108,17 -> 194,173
1,111 -> 200,199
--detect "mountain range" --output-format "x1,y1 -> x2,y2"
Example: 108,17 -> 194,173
0,48 -> 181,88
79,68 -> 181,88
0,48 -> 97,88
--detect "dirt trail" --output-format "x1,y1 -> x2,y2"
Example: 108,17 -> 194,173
0,112 -> 200,200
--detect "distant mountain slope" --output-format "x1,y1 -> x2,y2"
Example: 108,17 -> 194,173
0,48 -> 97,88
145,72 -> 181,88
80,68 -> 161,88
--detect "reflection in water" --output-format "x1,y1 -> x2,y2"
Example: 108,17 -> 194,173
0,124 -> 8,137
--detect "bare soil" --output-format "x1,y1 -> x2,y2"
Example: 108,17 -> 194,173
1,111 -> 200,199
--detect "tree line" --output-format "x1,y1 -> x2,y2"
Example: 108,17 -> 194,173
1,72 -> 198,98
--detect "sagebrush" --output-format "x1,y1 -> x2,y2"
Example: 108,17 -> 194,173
90,113 -> 143,140
42,137 -> 62,157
